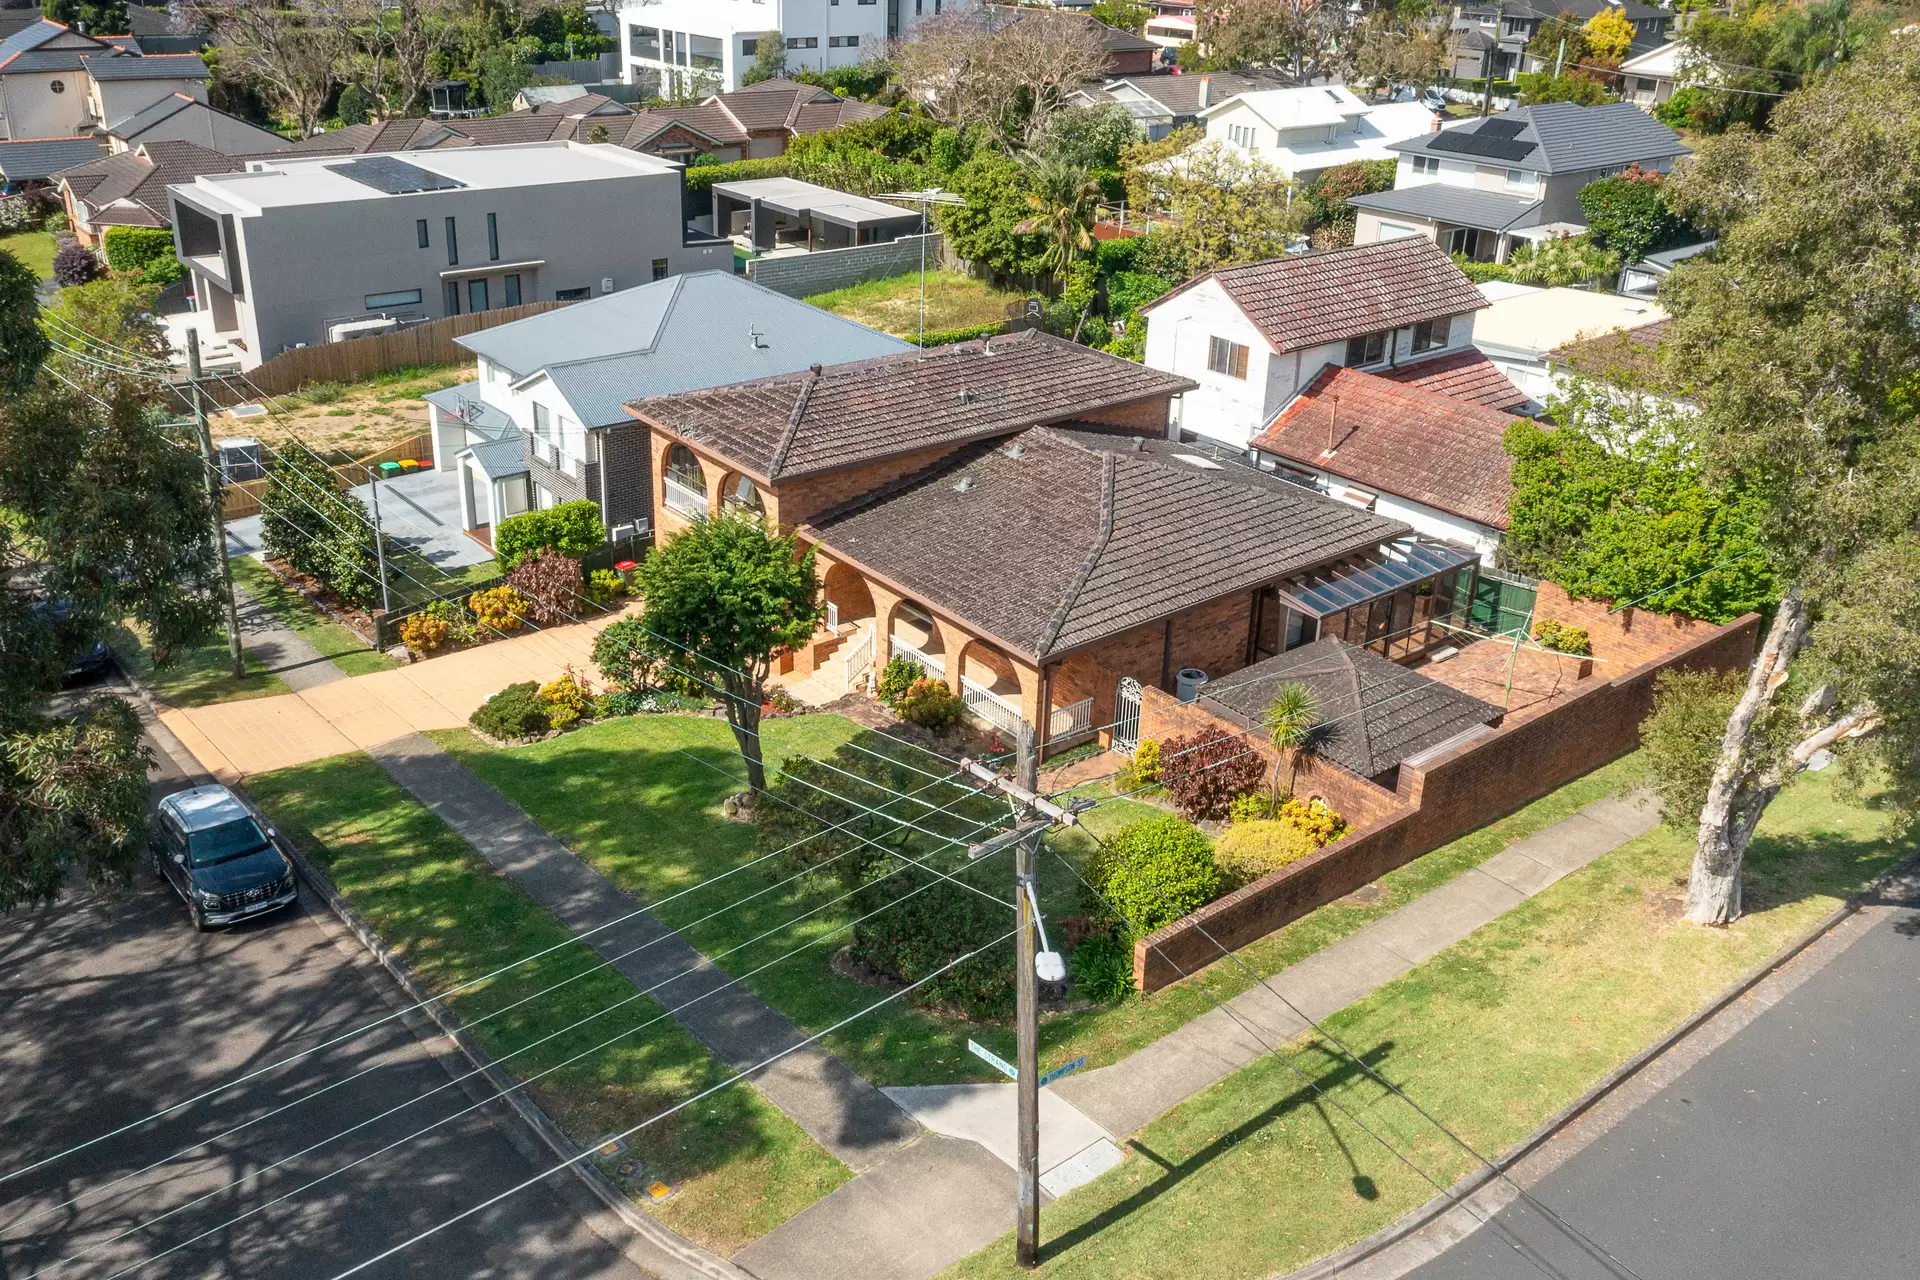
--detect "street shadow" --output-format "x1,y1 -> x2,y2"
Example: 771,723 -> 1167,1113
1739,818 -> 1920,918
1037,1041 -> 1394,1263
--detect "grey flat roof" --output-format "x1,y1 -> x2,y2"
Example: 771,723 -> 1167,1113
455,270 -> 912,426
1349,184 -> 1544,232
710,176 -> 922,229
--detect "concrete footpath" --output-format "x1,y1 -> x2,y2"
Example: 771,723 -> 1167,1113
232,582 -> 347,692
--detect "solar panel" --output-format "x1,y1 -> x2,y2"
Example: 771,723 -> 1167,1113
1478,117 -> 1525,138
1426,129 -> 1536,162
324,155 -> 466,194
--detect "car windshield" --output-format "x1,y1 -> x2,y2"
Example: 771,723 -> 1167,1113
187,817 -> 270,866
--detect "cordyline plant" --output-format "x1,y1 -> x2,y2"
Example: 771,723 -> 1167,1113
1159,724 -> 1267,821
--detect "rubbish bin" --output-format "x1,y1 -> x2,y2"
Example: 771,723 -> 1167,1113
378,461 -> 402,479
397,458 -> 420,473
1176,668 -> 1209,703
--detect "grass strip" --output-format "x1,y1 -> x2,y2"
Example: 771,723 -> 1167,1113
805,270 -> 1021,337
229,556 -> 401,676
938,768 -> 1912,1279
110,620 -> 289,707
247,753 -> 850,1255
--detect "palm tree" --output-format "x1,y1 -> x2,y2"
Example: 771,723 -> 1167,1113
1013,155 -> 1102,281
1262,681 -> 1321,801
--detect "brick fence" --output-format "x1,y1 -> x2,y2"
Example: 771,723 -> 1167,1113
1132,609 -> 1762,991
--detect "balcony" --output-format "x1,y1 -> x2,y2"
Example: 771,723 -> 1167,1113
889,635 -> 945,679
663,474 -> 708,519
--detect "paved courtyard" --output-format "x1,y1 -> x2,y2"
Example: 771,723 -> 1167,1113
225,468 -> 493,571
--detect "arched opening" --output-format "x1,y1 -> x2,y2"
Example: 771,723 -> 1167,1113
821,560 -> 875,632
886,599 -> 946,680
721,472 -> 766,518
662,444 -> 708,519
956,637 -> 1024,737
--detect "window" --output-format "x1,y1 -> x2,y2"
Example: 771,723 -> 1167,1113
487,212 -> 499,261
1504,167 -> 1532,191
1447,227 -> 1494,261
689,33 -> 722,69
1376,221 -> 1418,241
533,402 -> 550,441
629,24 -> 660,58
651,257 -> 669,281
1411,315 -> 1451,353
787,36 -> 818,48
1410,155 -> 1440,177
724,474 -> 764,515
556,286 -> 591,301
1226,122 -> 1256,148
503,273 -> 521,306
1207,336 -> 1249,379
444,216 -> 457,265
468,278 -> 488,312
416,218 -> 428,248
50,78 -> 64,93
828,34 -> 859,46
445,281 -> 460,315
663,444 -> 708,518
364,288 -> 422,309
1345,331 -> 1387,367
741,37 -> 757,55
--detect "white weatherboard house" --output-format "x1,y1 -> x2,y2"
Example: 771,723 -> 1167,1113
617,0 -> 902,96
1197,85 -> 1439,180
1142,236 -> 1519,450
425,270 -> 911,544
166,141 -> 731,369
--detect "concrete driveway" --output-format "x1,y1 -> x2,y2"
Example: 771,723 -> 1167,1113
226,469 -> 494,572
0,691 -> 650,1280
1403,902 -> 1920,1280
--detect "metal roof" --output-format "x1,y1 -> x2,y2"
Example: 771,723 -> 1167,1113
709,176 -> 923,229
1349,183 -> 1545,232
1387,102 -> 1689,175
1283,541 -> 1479,617
0,135 -> 105,181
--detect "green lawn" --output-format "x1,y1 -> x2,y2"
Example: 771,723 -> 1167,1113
431,716 -> 1650,1088
805,270 -> 1021,339
939,767 -> 1912,1279
0,230 -> 57,280
110,620 -> 290,707
246,753 -> 850,1255
229,557 -> 401,676
386,551 -> 499,609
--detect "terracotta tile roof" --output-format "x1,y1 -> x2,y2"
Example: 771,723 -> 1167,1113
1200,637 -> 1500,778
622,103 -> 749,147
807,427 -> 1408,661
1143,237 -> 1488,355
56,138 -> 250,227
1252,365 -> 1523,529
627,328 -> 1196,482
1379,349 -> 1528,411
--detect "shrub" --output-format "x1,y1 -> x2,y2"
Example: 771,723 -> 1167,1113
539,665 -> 595,720
591,616 -> 659,690
493,499 -> 604,569
505,546 -> 586,626
52,238 -> 100,288
1087,814 -> 1218,937
424,598 -> 477,646
588,568 -> 627,602
1115,737 -> 1161,792
1640,668 -> 1745,830
469,585 -> 530,634
299,380 -> 347,405
101,226 -> 184,285
1275,797 -> 1348,846
850,877 -> 1015,1019
1069,929 -> 1134,1002
1159,725 -> 1266,821
765,686 -> 799,715
398,610 -> 449,654
1227,791 -> 1272,826
877,655 -> 924,708
896,676 -> 964,728
1212,819 -> 1319,890
470,681 -> 549,739
260,441 -> 381,609
1533,618 -> 1593,656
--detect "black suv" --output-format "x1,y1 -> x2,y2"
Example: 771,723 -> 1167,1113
151,786 -> 297,931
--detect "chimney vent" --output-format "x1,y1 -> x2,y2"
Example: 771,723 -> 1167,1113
1197,76 -> 1211,109
809,363 -> 822,376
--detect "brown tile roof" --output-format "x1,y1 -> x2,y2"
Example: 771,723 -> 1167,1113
622,103 -> 749,147
1379,348 -> 1528,411
57,138 -> 252,228
627,329 -> 1196,482
1143,237 -> 1489,355
1251,365 -> 1523,529
807,426 -> 1408,661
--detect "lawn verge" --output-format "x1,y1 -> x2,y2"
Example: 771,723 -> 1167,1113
935,767 -> 1913,1279
110,620 -> 289,706
229,556 -> 401,676
247,752 -> 850,1255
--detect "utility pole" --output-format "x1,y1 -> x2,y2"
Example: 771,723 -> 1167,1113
186,330 -> 245,678
368,467 -> 392,618
960,734 -> 1076,1271
1481,2 -> 1504,116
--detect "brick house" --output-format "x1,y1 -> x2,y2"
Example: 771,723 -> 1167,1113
627,330 -> 1485,756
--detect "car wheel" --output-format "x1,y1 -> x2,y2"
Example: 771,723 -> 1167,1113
191,902 -> 212,933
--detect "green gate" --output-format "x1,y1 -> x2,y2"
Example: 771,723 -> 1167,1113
1467,568 -> 1538,636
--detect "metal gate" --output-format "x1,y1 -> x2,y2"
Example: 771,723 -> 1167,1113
1468,567 -> 1538,637
1112,677 -> 1142,754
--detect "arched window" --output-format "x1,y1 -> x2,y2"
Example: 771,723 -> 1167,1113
662,444 -> 707,518
723,473 -> 765,516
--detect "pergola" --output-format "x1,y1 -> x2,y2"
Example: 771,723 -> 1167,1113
710,177 -> 922,253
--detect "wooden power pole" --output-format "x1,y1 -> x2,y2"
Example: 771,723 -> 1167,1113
186,329 -> 246,678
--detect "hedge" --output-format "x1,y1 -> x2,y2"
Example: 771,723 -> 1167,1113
918,321 -> 1007,348
102,226 -> 184,286
493,499 -> 603,569
684,154 -> 792,196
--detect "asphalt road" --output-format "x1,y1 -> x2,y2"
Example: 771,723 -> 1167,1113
0,690 -> 651,1280
1406,904 -> 1920,1280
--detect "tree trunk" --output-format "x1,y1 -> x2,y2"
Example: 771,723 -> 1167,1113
1687,591 -> 1808,925
723,672 -> 766,792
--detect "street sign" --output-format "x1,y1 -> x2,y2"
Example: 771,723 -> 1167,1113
1039,1056 -> 1087,1088
968,1039 -> 1017,1081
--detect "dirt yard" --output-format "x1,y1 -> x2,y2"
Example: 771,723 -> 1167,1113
217,363 -> 474,462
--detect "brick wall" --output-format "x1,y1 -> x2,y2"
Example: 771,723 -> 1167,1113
746,234 -> 946,299
1132,610 -> 1761,990
527,453 -> 593,509
1531,580 -> 1733,672
598,423 -> 652,531
774,440 -> 982,530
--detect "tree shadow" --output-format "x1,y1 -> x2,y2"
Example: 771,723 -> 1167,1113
1037,1041 -> 1394,1262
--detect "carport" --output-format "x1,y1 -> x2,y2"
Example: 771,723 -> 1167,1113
710,177 -> 921,253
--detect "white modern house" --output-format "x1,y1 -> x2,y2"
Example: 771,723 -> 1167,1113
166,142 -> 732,369
1618,42 -> 1715,111
1141,236 -> 1520,450
618,0 -> 908,95
1196,85 -> 1439,181
424,270 -> 912,544
1470,280 -> 1665,411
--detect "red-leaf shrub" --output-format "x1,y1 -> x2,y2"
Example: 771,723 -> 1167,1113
505,546 -> 586,626
1158,725 -> 1266,821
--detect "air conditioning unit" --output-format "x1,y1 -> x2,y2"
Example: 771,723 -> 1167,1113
328,315 -> 400,343
600,276 -> 615,294
216,436 -> 264,482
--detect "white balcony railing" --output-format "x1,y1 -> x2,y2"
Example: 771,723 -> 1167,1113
662,475 -> 708,519
1049,696 -> 1094,742
961,676 -> 1023,736
889,636 -> 945,679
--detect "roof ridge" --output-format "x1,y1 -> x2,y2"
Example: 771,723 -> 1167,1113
768,367 -> 821,478
1038,450 -> 1115,658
